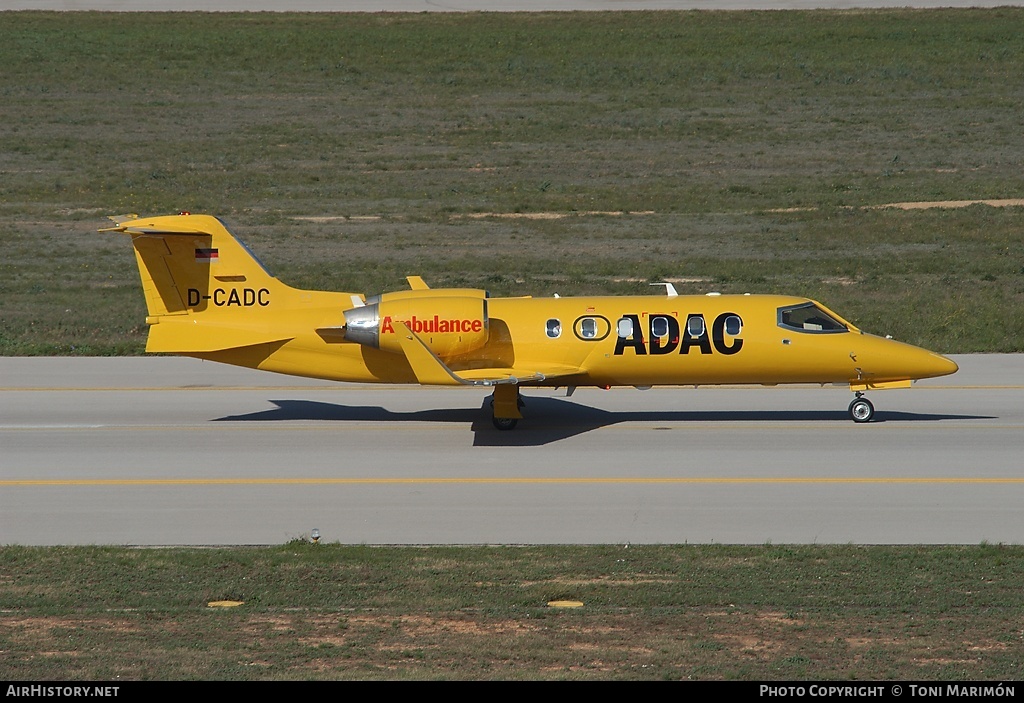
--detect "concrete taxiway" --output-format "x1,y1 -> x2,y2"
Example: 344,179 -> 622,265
1,355 -> 1022,546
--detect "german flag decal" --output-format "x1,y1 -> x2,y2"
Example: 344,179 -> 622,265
195,248 -> 218,264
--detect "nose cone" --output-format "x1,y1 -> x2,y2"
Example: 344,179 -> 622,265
924,351 -> 959,379
887,341 -> 958,381
857,336 -> 958,383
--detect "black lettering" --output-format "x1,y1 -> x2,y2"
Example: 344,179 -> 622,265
228,289 -> 241,306
713,312 -> 744,355
187,288 -> 200,307
259,288 -> 270,306
649,316 -> 679,355
213,288 -> 226,306
243,288 -> 256,306
680,314 -> 713,355
613,314 -> 646,355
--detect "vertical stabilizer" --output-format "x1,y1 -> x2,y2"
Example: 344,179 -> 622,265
102,213 -> 335,353
103,213 -> 281,318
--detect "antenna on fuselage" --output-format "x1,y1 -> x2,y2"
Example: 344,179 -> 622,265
650,282 -> 678,298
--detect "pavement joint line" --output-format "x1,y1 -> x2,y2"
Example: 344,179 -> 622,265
5,477 -> 1024,486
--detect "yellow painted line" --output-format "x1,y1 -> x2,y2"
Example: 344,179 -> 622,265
4,477 -> 1024,487
916,385 -> 1024,390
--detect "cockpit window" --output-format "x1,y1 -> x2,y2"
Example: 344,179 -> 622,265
777,303 -> 848,333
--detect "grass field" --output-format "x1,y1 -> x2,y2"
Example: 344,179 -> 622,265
2,543 -> 1024,681
1,9 -> 1023,354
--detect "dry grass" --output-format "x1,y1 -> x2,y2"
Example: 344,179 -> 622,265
1,10 -> 1024,353
3,543 -> 1024,680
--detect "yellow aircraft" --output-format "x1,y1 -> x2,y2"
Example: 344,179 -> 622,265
102,213 -> 958,429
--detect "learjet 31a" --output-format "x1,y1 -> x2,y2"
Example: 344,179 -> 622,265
103,213 -> 958,429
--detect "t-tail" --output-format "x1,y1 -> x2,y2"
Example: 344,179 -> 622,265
102,213 -> 353,355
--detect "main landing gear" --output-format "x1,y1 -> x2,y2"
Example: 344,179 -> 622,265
490,384 -> 524,431
493,416 -> 518,431
488,385 -> 878,428
848,392 -> 875,423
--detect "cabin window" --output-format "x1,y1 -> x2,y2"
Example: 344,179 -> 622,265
617,317 -> 634,338
574,315 -> 611,341
546,319 -> 561,339
723,314 -> 742,336
580,317 -> 598,339
686,315 -> 706,337
777,303 -> 847,333
651,316 -> 671,338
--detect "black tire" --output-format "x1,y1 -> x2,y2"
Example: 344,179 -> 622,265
848,397 -> 875,423
492,416 -> 519,431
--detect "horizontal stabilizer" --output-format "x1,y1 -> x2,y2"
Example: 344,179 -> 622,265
146,318 -> 293,353
101,214 -> 215,236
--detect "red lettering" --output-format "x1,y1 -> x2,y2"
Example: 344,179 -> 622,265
386,317 -> 482,335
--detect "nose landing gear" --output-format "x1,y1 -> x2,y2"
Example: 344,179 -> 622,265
848,392 -> 875,423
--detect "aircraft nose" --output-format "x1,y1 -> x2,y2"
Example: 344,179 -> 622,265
930,352 -> 959,378
862,337 -> 958,382
908,347 -> 958,380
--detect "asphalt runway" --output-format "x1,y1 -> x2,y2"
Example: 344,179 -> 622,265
2,355 -> 1022,546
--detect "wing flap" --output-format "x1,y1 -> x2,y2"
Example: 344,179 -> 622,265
454,365 -> 583,385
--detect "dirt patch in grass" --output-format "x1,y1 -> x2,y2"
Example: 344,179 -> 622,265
872,198 -> 1024,210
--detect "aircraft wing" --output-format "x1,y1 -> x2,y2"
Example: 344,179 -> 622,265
455,365 -> 585,385
395,322 -> 583,386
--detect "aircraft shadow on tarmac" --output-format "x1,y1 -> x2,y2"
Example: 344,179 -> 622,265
213,396 -> 990,447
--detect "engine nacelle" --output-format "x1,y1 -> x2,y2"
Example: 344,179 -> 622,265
364,288 -> 488,306
342,296 -> 489,358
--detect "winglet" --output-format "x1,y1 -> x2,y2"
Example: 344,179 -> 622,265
395,322 -> 466,385
394,322 -> 552,387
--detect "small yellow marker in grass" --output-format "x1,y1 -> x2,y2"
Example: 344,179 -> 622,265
547,600 -> 584,608
207,600 -> 244,608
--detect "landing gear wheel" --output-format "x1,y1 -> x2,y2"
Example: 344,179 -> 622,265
490,385 -> 523,430
848,396 -> 875,423
492,416 -> 519,431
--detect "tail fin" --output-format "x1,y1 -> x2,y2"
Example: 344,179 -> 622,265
103,213 -> 303,353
